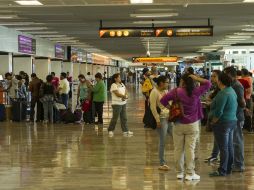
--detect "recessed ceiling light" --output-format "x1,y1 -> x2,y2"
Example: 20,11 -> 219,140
28,31 -> 58,34
130,0 -> 153,4
133,20 -> 176,24
242,28 -> 254,31
15,0 -> 43,5
0,22 -> 34,25
130,13 -> 178,18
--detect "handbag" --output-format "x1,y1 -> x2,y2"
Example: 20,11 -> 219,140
168,88 -> 184,122
81,99 -> 92,113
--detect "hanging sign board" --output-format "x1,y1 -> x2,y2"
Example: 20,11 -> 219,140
99,26 -> 213,38
132,57 -> 178,63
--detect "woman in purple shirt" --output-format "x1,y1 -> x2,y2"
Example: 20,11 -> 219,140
160,74 -> 211,181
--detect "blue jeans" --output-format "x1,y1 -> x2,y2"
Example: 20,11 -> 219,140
61,94 -> 68,109
213,120 -> 237,175
211,137 -> 220,158
157,118 -> 172,166
233,121 -> 245,170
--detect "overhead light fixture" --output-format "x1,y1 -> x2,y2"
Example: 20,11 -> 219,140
242,28 -> 254,31
130,13 -> 178,18
130,0 -> 153,4
234,32 -> 254,35
15,27 -> 48,31
28,31 -> 58,34
0,22 -> 35,25
243,0 -> 254,2
138,9 -> 174,12
15,0 -> 43,5
133,20 -> 176,24
0,15 -> 16,19
35,35 -> 67,38
226,35 -> 251,39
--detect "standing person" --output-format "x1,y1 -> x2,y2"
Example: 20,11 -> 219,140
224,67 -> 246,172
16,75 -> 27,100
120,69 -> 126,85
236,70 -> 250,100
160,74 -> 211,180
209,72 -> 238,177
51,72 -> 60,90
204,70 -> 222,162
5,72 -> 18,100
92,73 -> 106,124
86,72 -> 94,84
67,72 -> 72,99
141,68 -> 154,128
108,73 -> 133,137
150,76 -> 172,171
77,74 -> 93,124
58,72 -> 70,109
40,75 -> 55,124
29,73 -> 42,122
241,69 -> 253,132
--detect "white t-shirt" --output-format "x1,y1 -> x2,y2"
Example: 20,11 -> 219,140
110,83 -> 127,105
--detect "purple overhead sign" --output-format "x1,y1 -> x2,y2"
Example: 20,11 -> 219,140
18,35 -> 36,54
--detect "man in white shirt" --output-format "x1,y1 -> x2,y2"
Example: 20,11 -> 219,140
58,72 -> 70,108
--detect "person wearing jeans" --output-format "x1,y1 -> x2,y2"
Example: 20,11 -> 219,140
209,72 -> 238,177
150,76 -> 172,171
92,73 -> 106,124
108,73 -> 133,137
58,72 -> 70,109
161,74 -> 211,181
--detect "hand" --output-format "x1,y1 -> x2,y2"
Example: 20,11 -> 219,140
156,122 -> 161,128
189,74 -> 197,80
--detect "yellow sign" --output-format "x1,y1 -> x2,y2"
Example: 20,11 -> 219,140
132,57 -> 178,63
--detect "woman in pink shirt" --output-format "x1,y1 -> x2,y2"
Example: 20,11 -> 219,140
160,74 -> 211,181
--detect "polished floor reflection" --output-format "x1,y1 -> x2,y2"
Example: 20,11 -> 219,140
0,85 -> 254,189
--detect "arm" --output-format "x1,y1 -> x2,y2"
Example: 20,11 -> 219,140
160,89 -> 175,107
211,93 -> 228,124
92,82 -> 101,93
235,84 -> 246,108
77,84 -> 80,100
150,90 -> 160,124
189,75 -> 211,96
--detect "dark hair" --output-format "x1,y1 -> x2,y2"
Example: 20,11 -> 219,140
154,76 -> 168,86
236,70 -> 242,76
60,72 -> 67,78
212,70 -> 222,76
78,74 -> 85,79
249,72 -> 253,77
46,75 -> 53,82
187,67 -> 194,74
241,68 -> 249,76
181,73 -> 195,97
5,72 -> 11,78
87,72 -> 91,75
95,72 -> 102,79
112,73 -> 120,83
31,73 -> 37,78
16,75 -> 22,80
51,72 -> 55,76
219,72 -> 232,87
224,66 -> 237,78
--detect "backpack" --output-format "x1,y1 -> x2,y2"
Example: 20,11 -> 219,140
142,78 -> 153,94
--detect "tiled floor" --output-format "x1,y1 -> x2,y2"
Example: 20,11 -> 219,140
0,85 -> 254,189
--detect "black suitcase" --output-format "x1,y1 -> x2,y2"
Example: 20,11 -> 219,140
12,99 -> 27,122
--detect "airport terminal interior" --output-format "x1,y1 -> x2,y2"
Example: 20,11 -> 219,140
1,0 -> 254,189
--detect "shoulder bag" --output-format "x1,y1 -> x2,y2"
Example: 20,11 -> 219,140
168,88 -> 184,122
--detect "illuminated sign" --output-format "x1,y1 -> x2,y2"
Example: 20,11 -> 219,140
132,57 -> 178,63
55,44 -> 65,59
99,26 -> 213,38
18,35 -> 36,54
100,28 -> 155,38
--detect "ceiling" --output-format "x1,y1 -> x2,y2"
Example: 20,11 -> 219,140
0,0 -> 254,60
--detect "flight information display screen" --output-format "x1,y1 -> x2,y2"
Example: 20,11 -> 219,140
18,35 -> 36,54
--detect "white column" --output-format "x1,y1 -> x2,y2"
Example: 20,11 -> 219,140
62,61 -> 73,76
13,56 -> 32,76
51,60 -> 62,78
73,63 -> 80,81
0,53 -> 12,75
80,64 -> 87,75
34,58 -> 51,81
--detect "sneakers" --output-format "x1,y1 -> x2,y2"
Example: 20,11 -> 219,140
185,173 -> 200,181
108,131 -> 114,137
123,131 -> 134,136
204,157 -> 218,163
177,173 -> 184,179
158,165 -> 170,171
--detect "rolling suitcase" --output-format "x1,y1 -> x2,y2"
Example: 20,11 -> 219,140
12,99 -> 27,122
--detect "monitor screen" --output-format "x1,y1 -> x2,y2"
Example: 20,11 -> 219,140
55,44 -> 65,59
0,75 -> 3,80
18,35 -> 36,54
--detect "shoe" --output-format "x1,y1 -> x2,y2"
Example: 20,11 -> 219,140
209,171 -> 225,177
185,173 -> 200,181
158,165 -> 170,171
123,131 -> 133,136
177,173 -> 184,179
204,157 -> 218,163
108,131 -> 114,137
